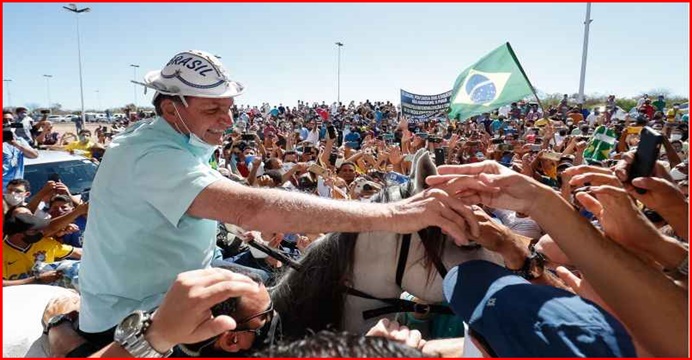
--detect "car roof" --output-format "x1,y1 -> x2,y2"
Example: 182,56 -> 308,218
24,150 -> 91,165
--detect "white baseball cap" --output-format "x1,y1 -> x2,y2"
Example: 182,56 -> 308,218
133,50 -> 244,106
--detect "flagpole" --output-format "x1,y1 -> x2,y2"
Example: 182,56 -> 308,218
504,42 -> 546,116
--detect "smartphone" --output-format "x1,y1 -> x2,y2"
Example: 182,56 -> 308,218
329,153 -> 338,166
382,133 -> 395,141
308,163 -> 327,176
434,148 -> 446,166
541,151 -> 562,161
416,132 -> 429,140
48,173 -> 61,182
3,129 -> 14,143
428,136 -> 442,144
628,127 -> 663,193
530,144 -> 542,152
327,125 -> 337,139
241,133 -> 255,141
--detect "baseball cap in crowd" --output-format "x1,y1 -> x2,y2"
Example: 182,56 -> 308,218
3,213 -> 50,236
134,50 -> 244,107
443,260 -> 636,357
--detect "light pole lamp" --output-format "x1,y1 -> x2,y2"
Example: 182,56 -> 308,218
3,79 -> 12,108
335,42 -> 344,105
63,3 -> 90,126
130,64 -> 139,109
43,74 -> 53,112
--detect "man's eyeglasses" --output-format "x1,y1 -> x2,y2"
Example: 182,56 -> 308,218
230,302 -> 274,336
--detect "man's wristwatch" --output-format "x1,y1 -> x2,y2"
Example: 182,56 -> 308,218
509,239 -> 546,280
114,310 -> 172,358
44,310 -> 79,334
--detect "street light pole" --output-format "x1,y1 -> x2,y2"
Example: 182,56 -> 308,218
335,42 -> 343,105
3,79 -> 12,108
578,3 -> 592,104
43,74 -> 53,112
130,64 -> 139,109
63,4 -> 91,128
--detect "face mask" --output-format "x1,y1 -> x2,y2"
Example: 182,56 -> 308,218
671,134 -> 682,141
172,103 -> 216,159
23,232 -> 44,244
17,113 -> 26,120
4,193 -> 25,206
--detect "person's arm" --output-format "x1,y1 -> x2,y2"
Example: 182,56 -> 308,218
3,271 -> 62,287
10,138 -> 38,159
428,162 -> 688,356
188,175 -> 486,246
281,162 -> 307,184
319,136 -> 335,166
26,181 -> 56,213
660,136 -> 682,168
246,157 -> 263,187
44,203 -> 89,237
531,190 -> 687,356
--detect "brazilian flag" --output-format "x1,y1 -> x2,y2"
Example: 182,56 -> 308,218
583,126 -> 617,161
448,42 -> 535,122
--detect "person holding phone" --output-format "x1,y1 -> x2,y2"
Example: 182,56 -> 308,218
3,113 -> 39,192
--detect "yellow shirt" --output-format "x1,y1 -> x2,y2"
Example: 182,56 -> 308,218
3,237 -> 74,280
65,140 -> 96,158
534,118 -> 549,127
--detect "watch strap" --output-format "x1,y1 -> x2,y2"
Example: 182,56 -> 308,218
43,310 -> 78,335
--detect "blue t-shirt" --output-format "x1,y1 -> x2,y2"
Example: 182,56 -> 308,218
2,137 -> 31,192
79,117 -> 224,332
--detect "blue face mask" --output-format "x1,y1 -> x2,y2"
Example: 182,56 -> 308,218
172,103 -> 216,159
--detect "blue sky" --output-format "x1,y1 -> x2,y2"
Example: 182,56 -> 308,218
3,3 -> 689,111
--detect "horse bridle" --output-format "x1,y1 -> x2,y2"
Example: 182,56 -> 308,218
343,186 -> 454,320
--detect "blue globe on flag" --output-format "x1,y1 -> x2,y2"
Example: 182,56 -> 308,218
465,74 -> 497,104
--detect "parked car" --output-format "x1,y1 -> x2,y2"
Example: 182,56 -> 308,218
23,150 -> 99,202
47,115 -> 66,123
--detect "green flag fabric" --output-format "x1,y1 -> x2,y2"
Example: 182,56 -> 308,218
448,42 -> 535,121
583,126 -> 617,162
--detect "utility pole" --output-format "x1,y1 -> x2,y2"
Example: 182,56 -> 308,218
63,4 -> 91,126
578,3 -> 592,104
43,74 -> 53,112
130,64 -> 140,109
335,42 -> 344,104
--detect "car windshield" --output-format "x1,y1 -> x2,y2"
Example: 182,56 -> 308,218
24,159 -> 98,200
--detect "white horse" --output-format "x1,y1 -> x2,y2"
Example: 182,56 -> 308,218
271,150 -> 502,338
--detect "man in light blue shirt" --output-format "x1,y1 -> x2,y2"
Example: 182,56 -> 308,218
77,49 -> 489,351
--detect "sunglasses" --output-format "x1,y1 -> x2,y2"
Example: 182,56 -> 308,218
230,301 -> 274,336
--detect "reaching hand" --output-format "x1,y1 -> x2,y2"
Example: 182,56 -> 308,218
145,268 -> 261,354
36,270 -> 63,284
365,318 -> 426,350
574,185 -> 662,253
629,176 -> 687,214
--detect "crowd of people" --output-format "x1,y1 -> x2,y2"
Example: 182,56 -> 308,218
3,49 -> 689,358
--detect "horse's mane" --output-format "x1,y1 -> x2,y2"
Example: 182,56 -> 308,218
270,231 -> 357,340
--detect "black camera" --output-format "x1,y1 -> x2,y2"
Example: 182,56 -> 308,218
241,133 -> 255,141
40,109 -> 51,115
